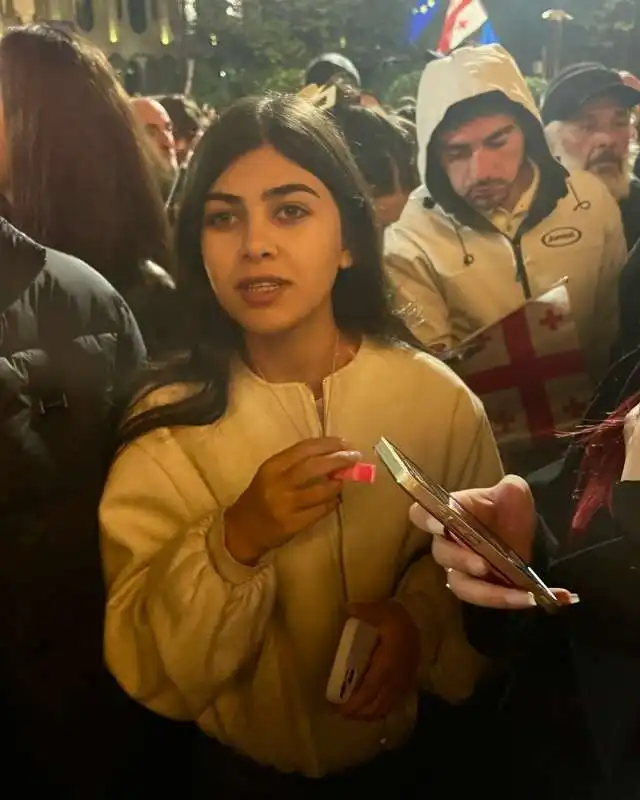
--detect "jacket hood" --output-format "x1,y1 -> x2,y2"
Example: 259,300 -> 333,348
416,44 -> 567,225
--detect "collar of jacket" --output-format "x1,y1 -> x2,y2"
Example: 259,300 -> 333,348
0,218 -> 46,314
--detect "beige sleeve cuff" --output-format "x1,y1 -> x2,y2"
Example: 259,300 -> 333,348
206,509 -> 269,585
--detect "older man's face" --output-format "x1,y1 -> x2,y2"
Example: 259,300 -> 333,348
546,95 -> 632,200
131,97 -> 178,175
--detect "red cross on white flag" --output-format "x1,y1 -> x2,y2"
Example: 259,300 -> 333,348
438,0 -> 489,54
444,281 -> 593,468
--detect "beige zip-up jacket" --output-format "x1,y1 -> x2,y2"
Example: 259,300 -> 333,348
385,45 -> 627,381
100,340 -> 503,777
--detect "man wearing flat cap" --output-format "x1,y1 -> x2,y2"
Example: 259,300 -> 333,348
542,62 -> 640,250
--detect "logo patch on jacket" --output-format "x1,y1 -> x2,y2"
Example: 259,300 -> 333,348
541,227 -> 583,248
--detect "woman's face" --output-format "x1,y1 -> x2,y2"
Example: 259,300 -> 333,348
201,144 -> 352,337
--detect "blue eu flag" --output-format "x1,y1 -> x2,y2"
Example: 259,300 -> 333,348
409,0 -> 441,44
478,21 -> 500,45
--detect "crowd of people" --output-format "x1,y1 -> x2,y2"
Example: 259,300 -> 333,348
4,20 -> 640,800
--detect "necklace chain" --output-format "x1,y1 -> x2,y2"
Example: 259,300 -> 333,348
253,331 -> 341,438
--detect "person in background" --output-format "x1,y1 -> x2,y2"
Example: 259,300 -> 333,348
100,93 -> 502,796
415,378 -> 640,799
0,25 -> 178,357
131,95 -> 179,198
611,72 -> 640,356
318,83 -> 418,228
616,237 -> 640,357
0,216 -> 185,797
305,52 -> 361,90
619,71 -> 640,177
385,45 -> 627,383
394,97 -> 417,125
158,96 -> 215,226
411,313 -> 640,797
542,63 -> 640,251
157,94 -> 210,165
131,95 -> 179,173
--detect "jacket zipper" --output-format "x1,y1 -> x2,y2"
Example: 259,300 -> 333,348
509,233 -> 532,300
322,382 -> 349,607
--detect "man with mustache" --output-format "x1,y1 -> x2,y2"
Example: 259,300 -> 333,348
542,63 -> 640,250
385,45 -> 627,382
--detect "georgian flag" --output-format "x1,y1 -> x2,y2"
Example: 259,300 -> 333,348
443,281 -> 593,463
438,0 -> 495,54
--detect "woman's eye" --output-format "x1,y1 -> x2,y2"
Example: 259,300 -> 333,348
276,204 -> 309,222
204,210 -> 236,229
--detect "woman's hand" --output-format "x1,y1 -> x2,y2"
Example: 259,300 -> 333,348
225,437 -> 361,565
337,600 -> 421,721
410,475 -> 576,610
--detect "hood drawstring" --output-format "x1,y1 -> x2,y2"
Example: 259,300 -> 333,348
567,180 -> 592,212
454,223 -> 475,266
424,178 -> 588,273
423,195 -> 477,267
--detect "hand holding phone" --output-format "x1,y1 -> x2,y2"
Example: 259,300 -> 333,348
326,617 -> 378,705
375,438 -> 563,613
412,482 -> 578,610
327,601 -> 420,720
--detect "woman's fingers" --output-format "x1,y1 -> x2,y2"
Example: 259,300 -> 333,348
445,568 -> 537,609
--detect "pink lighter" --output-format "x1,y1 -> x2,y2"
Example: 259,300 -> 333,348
334,463 -> 377,484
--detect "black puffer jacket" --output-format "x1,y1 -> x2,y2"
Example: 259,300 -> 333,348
0,221 -> 193,797
112,259 -> 181,359
617,241 -> 640,359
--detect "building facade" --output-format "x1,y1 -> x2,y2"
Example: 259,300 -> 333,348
0,0 -> 191,93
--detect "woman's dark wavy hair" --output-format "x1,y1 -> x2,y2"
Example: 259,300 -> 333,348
327,85 -> 419,197
121,93 -> 424,443
0,24 -> 171,290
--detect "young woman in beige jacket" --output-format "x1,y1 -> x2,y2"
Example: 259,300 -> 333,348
99,94 -> 503,796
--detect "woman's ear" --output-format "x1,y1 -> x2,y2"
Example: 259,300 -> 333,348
339,249 -> 354,269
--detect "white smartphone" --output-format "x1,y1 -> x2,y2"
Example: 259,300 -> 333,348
326,618 -> 379,704
374,437 -> 561,614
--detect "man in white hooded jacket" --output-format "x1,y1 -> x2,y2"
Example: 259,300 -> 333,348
385,45 -> 627,381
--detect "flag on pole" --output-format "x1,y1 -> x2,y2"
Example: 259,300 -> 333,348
408,0 -> 441,44
444,282 -> 592,464
478,20 -> 499,45
437,0 -> 498,54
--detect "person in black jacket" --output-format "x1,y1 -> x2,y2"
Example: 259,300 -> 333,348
412,351 -> 640,799
0,219 -> 192,797
0,25 -> 179,357
617,240 -> 640,357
